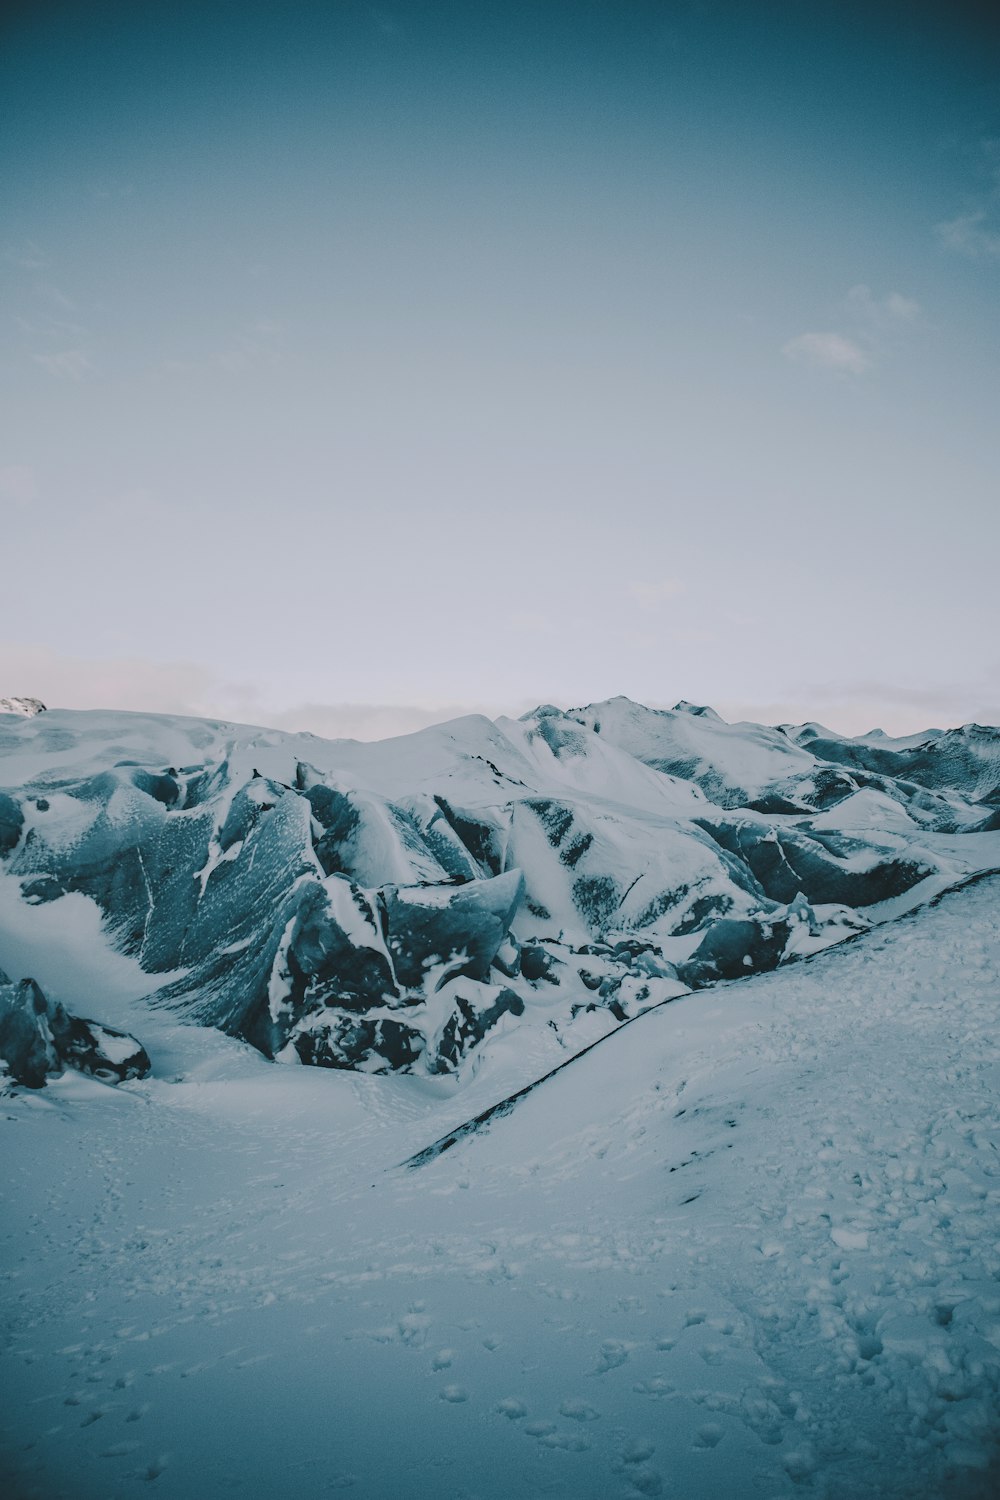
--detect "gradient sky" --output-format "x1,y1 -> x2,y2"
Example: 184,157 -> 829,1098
2,0 -> 998,736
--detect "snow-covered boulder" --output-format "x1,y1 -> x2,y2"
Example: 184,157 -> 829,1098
0,966 -> 150,1088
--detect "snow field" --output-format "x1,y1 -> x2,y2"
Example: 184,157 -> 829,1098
1,875 -> 999,1498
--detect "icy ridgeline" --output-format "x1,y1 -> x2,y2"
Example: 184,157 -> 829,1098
0,697 -> 998,1078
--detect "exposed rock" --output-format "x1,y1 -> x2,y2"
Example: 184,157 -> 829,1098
697,820 -> 931,907
678,915 -> 794,985
381,870 -> 525,989
0,974 -> 58,1087
432,985 -> 525,1074
289,1010 -> 424,1072
0,792 -> 23,856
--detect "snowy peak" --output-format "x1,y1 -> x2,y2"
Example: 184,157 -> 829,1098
0,696 -> 46,717
563,696 -> 815,808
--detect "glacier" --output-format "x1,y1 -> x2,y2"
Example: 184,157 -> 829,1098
0,697 -> 997,1082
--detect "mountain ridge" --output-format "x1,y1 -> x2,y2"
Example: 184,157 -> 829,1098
1,696 -> 998,1083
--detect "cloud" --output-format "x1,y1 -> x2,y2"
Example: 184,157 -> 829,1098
32,349 -> 94,380
782,286 -> 921,376
781,332 -> 870,374
0,465 -> 38,507
627,577 -> 685,612
935,211 -> 1000,259
845,285 -> 920,325
935,137 -> 1000,259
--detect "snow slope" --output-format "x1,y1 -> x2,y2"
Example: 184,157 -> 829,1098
1,873 -> 998,1499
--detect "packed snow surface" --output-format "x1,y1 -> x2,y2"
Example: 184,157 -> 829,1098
2,872 -> 999,1499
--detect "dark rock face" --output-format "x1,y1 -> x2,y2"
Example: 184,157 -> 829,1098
697,821 -> 931,908
678,916 -> 794,985
0,967 -> 150,1089
381,871 -> 524,989
287,981 -> 525,1075
291,1012 -> 424,1072
0,792 -> 24,856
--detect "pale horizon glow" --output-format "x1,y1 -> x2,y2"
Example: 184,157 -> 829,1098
2,639 -> 996,743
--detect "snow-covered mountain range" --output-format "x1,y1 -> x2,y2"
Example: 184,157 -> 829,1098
1,697 -> 998,1082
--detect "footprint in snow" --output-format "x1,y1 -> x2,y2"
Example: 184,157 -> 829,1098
399,1313 -> 432,1347
694,1423 -> 725,1448
594,1339 -> 632,1373
431,1348 -> 456,1371
439,1385 -> 468,1403
100,1441 -> 140,1458
496,1398 -> 527,1420
625,1465 -> 663,1496
136,1455 -> 169,1482
559,1399 -> 600,1422
633,1377 -> 675,1399
539,1430 -> 591,1451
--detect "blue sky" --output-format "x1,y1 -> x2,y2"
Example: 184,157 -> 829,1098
2,0 -> 998,735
